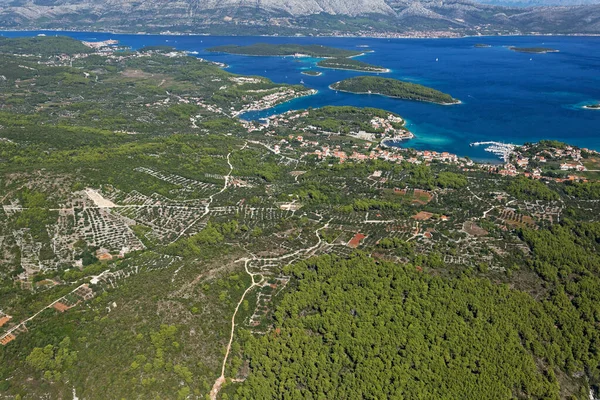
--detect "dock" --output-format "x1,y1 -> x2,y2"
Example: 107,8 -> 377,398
470,141 -> 516,162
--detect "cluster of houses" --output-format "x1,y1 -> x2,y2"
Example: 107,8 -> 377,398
84,247 -> 130,264
232,89 -> 317,117
82,39 -> 119,50
305,144 -> 462,165
489,142 -> 599,182
242,110 -> 411,142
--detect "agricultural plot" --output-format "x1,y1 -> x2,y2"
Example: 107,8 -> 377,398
3,37 -> 600,400
134,167 -> 220,197
392,188 -> 434,204
495,208 -> 537,229
75,208 -> 145,253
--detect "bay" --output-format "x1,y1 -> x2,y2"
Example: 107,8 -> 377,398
2,30 -> 600,161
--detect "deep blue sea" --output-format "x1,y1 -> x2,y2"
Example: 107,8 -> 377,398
2,31 -> 600,161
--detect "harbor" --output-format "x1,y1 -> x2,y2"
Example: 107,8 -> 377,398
470,141 -> 517,162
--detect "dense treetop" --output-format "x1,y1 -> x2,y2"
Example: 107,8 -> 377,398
1,36 -> 600,400
0,36 -> 92,56
331,76 -> 460,104
234,253 -> 583,399
316,57 -> 388,72
207,43 -> 363,58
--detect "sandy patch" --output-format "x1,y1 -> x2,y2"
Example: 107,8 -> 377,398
85,188 -> 116,208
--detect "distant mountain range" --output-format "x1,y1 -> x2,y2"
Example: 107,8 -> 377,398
1,0 -> 600,36
478,0 -> 600,7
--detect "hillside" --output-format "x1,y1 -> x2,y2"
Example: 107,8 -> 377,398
1,0 -> 600,35
2,35 -> 600,400
478,0 -> 600,7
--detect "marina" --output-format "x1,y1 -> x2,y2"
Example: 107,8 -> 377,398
470,141 -> 517,162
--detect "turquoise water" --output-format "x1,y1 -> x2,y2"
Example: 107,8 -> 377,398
2,31 -> 600,160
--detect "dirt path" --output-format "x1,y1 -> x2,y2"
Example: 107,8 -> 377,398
248,140 -> 299,165
0,283 -> 91,342
169,151 -> 234,245
208,219 -> 330,399
209,258 -> 263,400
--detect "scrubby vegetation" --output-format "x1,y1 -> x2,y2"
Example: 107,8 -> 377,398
1,35 -> 600,400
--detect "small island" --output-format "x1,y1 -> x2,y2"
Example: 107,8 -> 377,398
474,43 -> 491,48
207,43 -> 363,58
302,70 -> 322,76
508,46 -> 559,54
317,57 -> 389,73
330,76 -> 460,105
583,103 -> 600,110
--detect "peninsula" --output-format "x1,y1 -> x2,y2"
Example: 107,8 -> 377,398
317,57 -> 389,73
330,76 -> 460,105
508,46 -> 559,53
207,43 -> 363,58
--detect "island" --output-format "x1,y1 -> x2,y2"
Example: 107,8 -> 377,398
330,76 -> 460,105
474,43 -> 491,48
301,70 -> 322,76
584,103 -> 600,110
508,46 -> 559,54
207,43 -> 363,58
316,57 -> 389,73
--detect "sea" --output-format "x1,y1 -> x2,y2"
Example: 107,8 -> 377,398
2,31 -> 600,161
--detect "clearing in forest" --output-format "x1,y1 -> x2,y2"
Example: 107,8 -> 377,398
412,211 -> 434,221
393,188 -> 433,205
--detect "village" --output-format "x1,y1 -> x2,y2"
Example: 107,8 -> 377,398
4,122 -> 594,350
485,141 -> 599,183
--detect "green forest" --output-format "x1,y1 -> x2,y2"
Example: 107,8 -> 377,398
207,43 -> 362,58
331,76 -> 460,104
1,35 -> 600,400
316,57 -> 388,72
233,251 -> 589,399
0,36 -> 92,56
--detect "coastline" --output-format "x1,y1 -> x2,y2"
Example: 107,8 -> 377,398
235,89 -> 318,117
329,85 -> 461,106
317,65 -> 390,73
3,29 -> 600,40
380,134 -> 415,147
347,51 -> 374,58
206,51 -> 363,59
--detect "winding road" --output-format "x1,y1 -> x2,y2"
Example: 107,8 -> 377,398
208,219 -> 330,399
